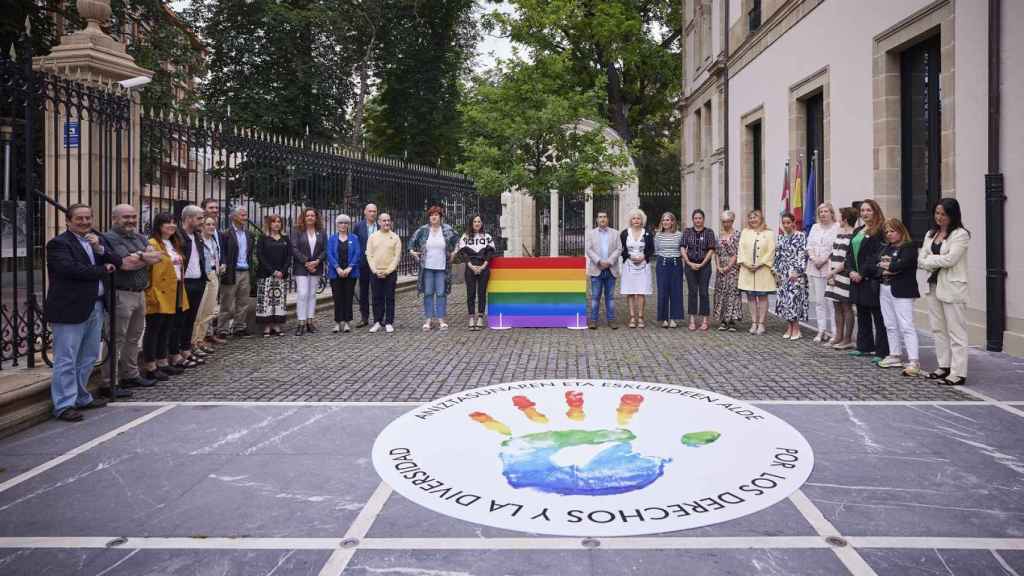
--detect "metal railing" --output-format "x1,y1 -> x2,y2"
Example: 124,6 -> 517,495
0,35 -> 496,369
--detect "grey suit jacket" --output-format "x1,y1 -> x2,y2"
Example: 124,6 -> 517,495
585,227 -> 621,278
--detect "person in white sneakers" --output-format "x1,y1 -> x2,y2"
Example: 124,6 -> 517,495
876,219 -> 921,375
456,215 -> 495,330
366,213 -> 402,333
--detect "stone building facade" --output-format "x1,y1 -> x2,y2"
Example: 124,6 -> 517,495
682,0 -> 1023,354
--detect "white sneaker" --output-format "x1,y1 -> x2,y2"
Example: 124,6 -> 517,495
342,322 -> 351,333
669,320 -> 678,328
369,322 -> 381,333
749,324 -> 758,334
755,325 -> 766,335
332,323 -> 341,333
422,321 -> 432,332
385,324 -> 394,333
813,332 -> 823,343
438,321 -> 449,331
878,355 -> 903,368
782,333 -> 791,340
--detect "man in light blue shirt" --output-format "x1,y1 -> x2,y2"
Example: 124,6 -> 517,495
584,212 -> 621,329
217,206 -> 254,337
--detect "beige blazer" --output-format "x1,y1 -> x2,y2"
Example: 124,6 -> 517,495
737,228 -> 777,292
585,227 -> 621,277
918,228 -> 969,303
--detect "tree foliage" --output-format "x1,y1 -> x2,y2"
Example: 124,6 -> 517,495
364,0 -> 477,169
485,0 -> 681,196
458,55 -> 632,199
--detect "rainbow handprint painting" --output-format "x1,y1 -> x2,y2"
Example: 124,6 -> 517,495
470,392 -> 713,496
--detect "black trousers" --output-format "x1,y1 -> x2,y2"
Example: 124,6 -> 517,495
331,276 -> 357,322
181,279 -> 206,351
684,265 -> 712,316
358,263 -> 373,322
371,271 -> 397,325
143,313 -> 174,362
856,304 -> 889,357
466,266 -> 490,314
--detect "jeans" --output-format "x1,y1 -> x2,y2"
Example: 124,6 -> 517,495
50,301 -> 102,416
879,284 -> 919,361
589,269 -> 616,322
656,257 -> 684,321
684,265 -> 712,316
422,268 -> 448,319
358,263 -> 373,322
331,276 -> 356,322
372,271 -> 397,325
466,266 -> 490,314
856,304 -> 889,357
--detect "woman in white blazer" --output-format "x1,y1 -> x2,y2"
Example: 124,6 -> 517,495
918,198 -> 970,386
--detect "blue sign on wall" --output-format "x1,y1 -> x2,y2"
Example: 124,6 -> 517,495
64,121 -> 80,149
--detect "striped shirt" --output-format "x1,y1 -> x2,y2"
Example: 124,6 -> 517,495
681,227 -> 717,263
826,232 -> 853,300
654,231 -> 683,258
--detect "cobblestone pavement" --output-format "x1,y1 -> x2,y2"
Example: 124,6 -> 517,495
120,285 -> 985,403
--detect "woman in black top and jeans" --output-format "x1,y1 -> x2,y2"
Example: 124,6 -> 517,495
845,199 -> 889,361
457,215 -> 496,330
681,209 -> 717,331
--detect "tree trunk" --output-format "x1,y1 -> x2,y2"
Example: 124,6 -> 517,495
351,61 -> 368,149
604,60 -> 632,144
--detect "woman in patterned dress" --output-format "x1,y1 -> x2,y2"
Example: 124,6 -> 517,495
774,212 -> 809,340
712,210 -> 743,331
255,214 -> 291,336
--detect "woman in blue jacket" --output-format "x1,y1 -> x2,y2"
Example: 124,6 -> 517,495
327,214 -> 362,333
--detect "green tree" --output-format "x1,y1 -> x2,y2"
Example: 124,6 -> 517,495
365,0 -> 477,169
458,55 -> 632,199
485,0 -> 681,196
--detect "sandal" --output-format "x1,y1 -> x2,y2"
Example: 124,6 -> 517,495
180,358 -> 200,369
628,318 -> 637,328
928,368 -> 951,380
699,320 -> 709,331
638,319 -> 645,329
940,376 -> 967,386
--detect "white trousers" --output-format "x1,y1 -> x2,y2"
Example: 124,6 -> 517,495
808,274 -> 834,335
926,292 -> 968,378
295,276 -> 318,321
879,284 -> 919,361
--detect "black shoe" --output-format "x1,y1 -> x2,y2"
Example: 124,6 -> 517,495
80,397 -> 109,409
608,321 -> 618,330
100,387 -> 132,399
306,323 -> 317,333
121,377 -> 152,389
588,323 -> 599,330
356,320 -> 369,328
57,408 -> 83,422
146,370 -> 170,382
233,329 -> 253,338
927,367 -> 951,380
160,364 -> 184,375
295,324 -> 306,336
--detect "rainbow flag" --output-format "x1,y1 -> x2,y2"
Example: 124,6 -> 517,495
487,257 -> 587,329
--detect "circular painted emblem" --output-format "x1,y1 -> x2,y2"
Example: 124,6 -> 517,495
372,380 -> 814,536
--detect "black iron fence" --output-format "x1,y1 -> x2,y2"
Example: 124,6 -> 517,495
0,43 -> 493,370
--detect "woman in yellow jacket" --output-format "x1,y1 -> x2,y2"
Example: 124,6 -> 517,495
141,212 -> 190,382
737,209 -> 777,335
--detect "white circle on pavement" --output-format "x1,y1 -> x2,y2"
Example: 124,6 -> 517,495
372,380 -> 814,536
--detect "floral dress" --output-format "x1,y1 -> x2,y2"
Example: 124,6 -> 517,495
712,231 -> 743,322
773,231 -> 809,321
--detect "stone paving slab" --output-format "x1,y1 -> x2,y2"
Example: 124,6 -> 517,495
0,548 -> 330,576
858,548 -> 1017,576
0,402 -> 1021,575
121,288 -> 983,403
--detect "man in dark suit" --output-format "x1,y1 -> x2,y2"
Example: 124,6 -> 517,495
352,203 -> 378,327
217,205 -> 255,338
44,204 -> 122,422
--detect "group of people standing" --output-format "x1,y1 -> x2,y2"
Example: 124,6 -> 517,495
585,198 -> 971,386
